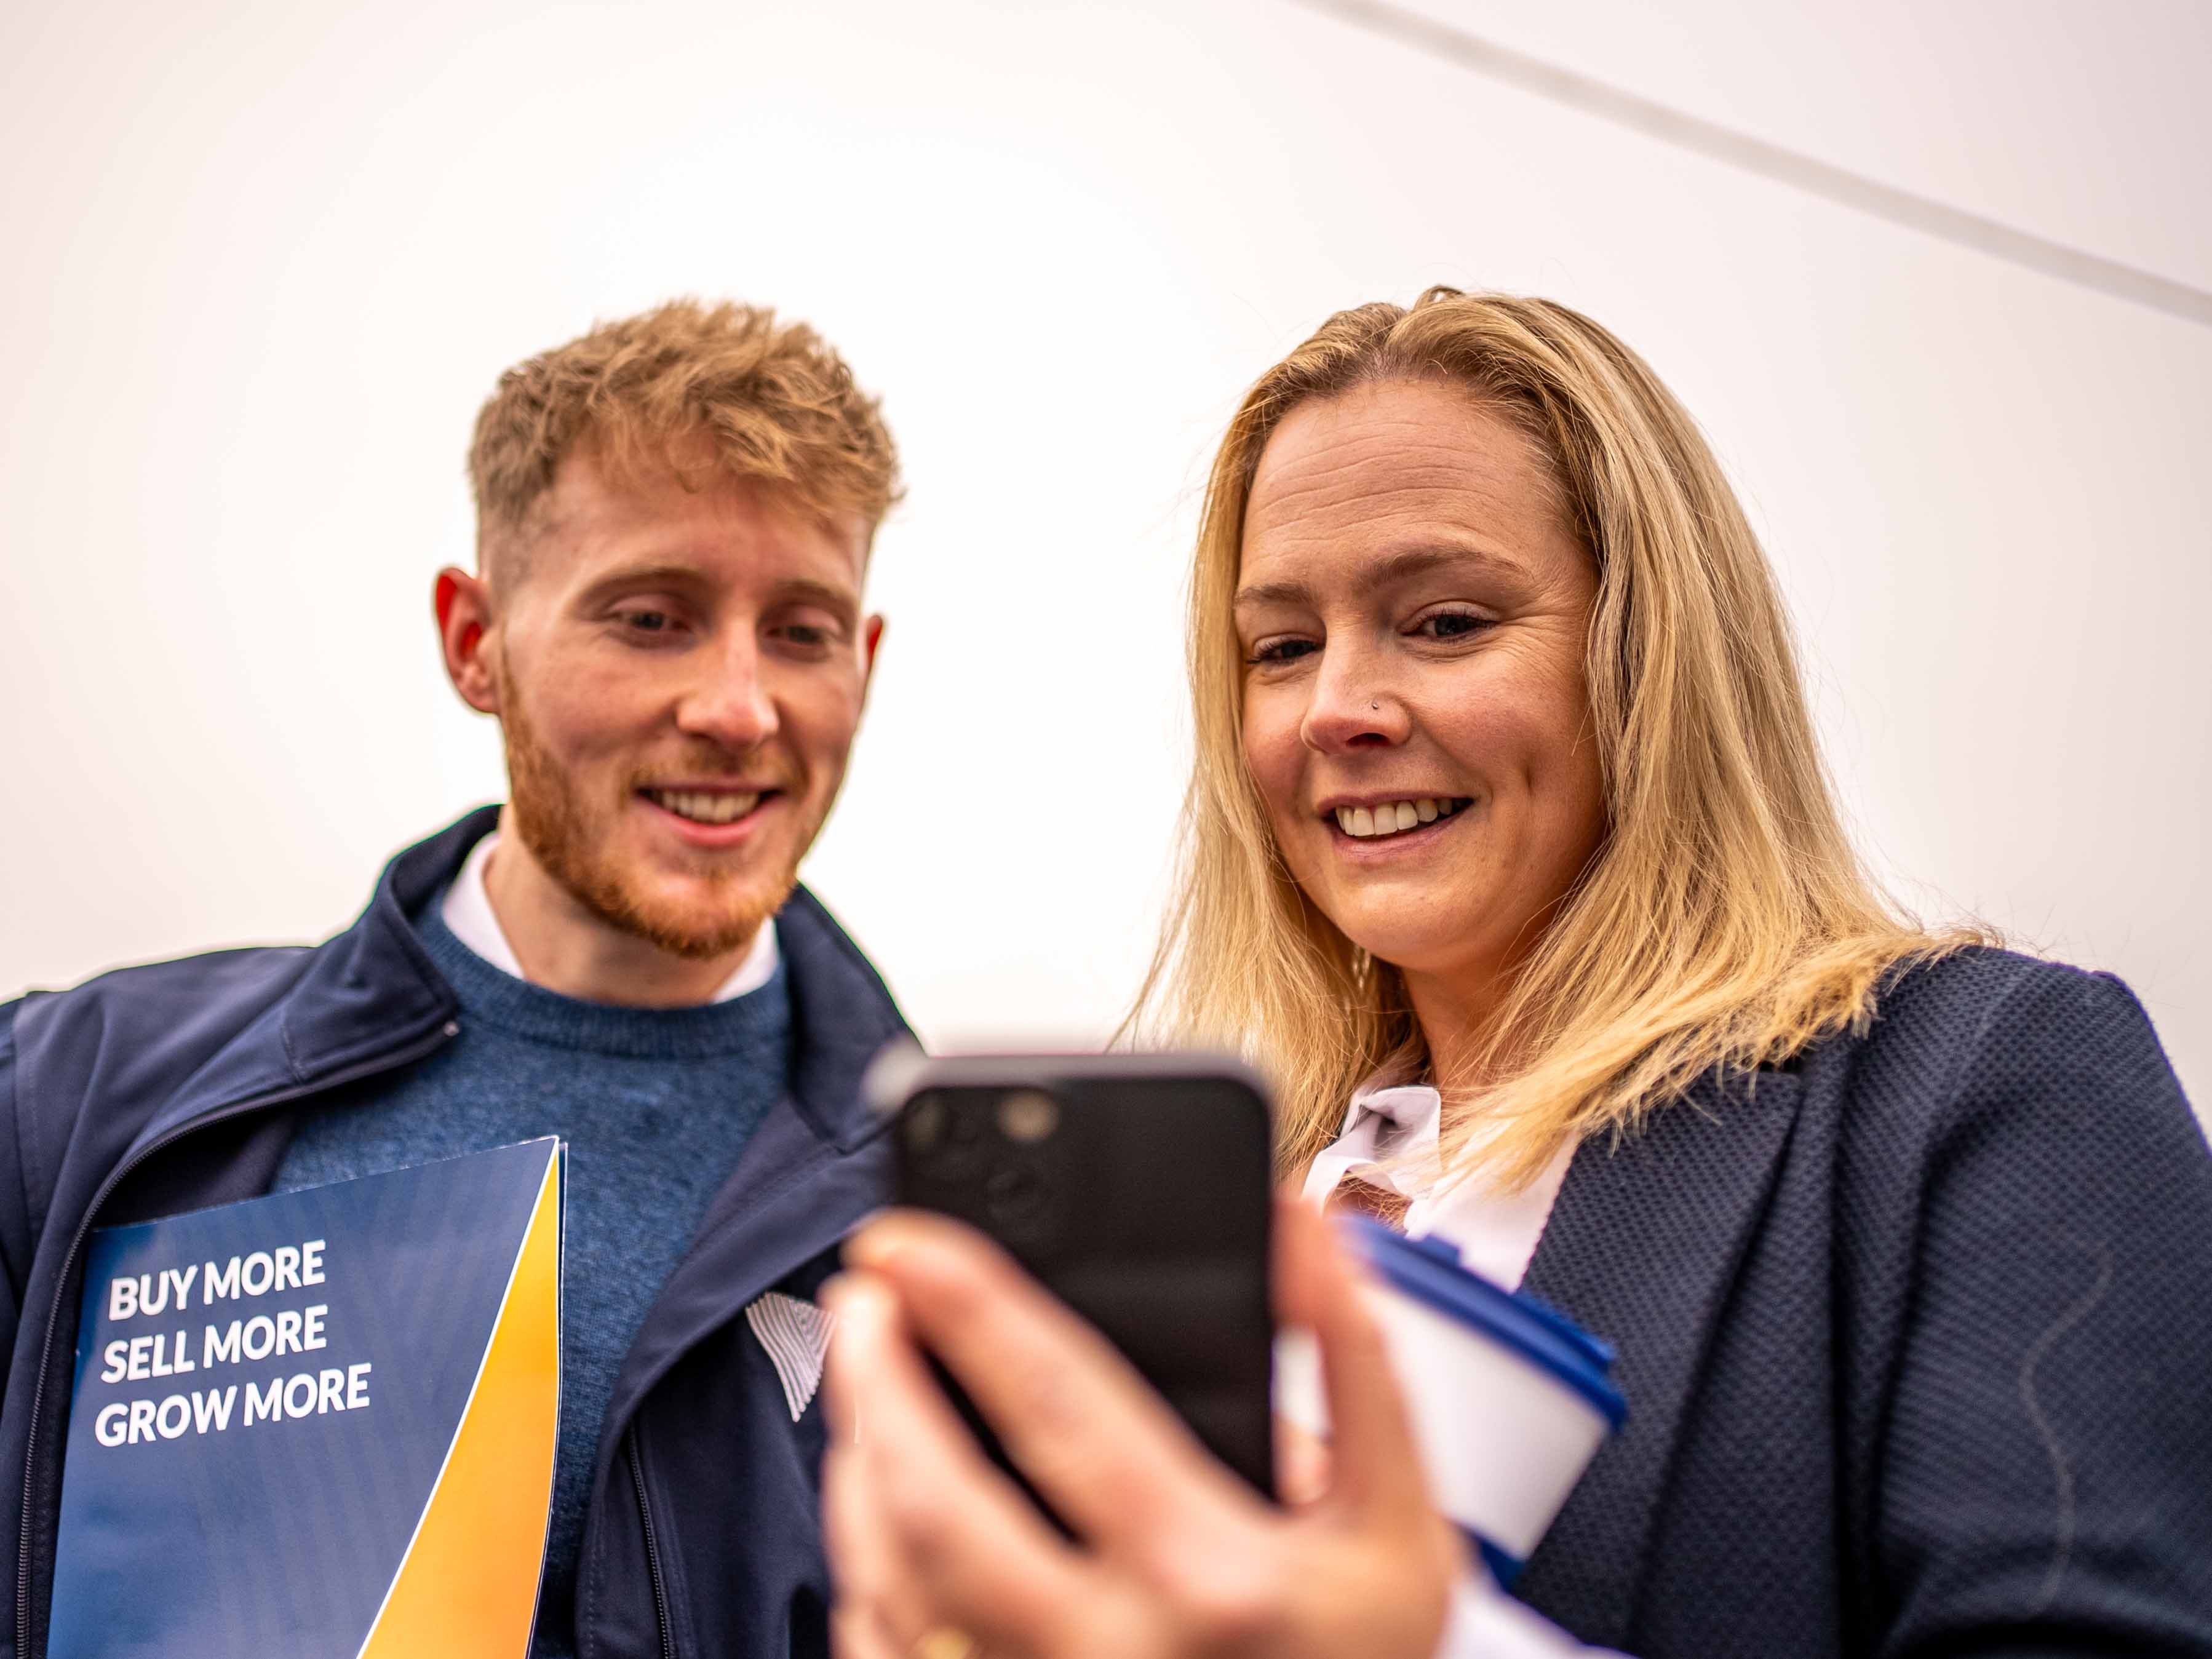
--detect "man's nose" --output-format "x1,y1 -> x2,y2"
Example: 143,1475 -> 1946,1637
675,632 -> 779,752
1299,645 -> 1410,754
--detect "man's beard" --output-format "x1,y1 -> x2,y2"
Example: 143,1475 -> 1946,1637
498,666 -> 805,961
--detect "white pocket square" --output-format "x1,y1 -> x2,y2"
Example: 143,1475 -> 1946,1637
744,1291 -> 836,1422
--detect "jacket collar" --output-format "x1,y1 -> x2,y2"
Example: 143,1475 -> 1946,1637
137,807 -> 907,1155
772,882 -> 912,1153
127,812 -> 483,1149
1513,1065 -> 1806,1650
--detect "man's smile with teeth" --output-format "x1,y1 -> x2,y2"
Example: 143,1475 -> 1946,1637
643,788 -> 766,825
1332,797 -> 1471,839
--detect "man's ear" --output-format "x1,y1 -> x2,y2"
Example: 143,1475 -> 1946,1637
859,614 -> 886,708
434,567 -> 501,715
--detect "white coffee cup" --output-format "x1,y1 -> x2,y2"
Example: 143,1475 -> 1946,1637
1275,1219 -> 1625,1588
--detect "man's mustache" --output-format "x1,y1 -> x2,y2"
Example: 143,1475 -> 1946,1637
624,749 -> 805,792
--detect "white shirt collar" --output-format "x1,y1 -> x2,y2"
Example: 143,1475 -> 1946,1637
440,830 -> 781,1003
1299,1080 -> 1446,1208
1300,1075 -> 1576,1293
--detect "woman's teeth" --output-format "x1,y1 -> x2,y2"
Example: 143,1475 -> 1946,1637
1334,797 -> 1462,839
646,789 -> 761,825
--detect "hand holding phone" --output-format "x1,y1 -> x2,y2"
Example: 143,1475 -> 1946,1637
823,1183 -> 1468,1659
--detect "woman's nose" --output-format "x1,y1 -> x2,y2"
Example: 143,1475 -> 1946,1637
1299,650 -> 1410,754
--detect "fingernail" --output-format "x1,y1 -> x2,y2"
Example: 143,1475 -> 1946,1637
843,1211 -> 927,1270
835,1210 -> 889,1270
824,1271 -> 894,1334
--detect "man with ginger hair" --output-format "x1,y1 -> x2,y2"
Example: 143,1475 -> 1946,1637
0,301 -> 907,1657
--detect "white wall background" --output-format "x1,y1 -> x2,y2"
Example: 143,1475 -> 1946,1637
4,0 -> 2208,1119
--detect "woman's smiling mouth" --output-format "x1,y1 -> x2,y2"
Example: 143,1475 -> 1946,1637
1328,796 -> 1474,840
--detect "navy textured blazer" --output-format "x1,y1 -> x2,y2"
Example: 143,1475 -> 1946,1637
1513,948 -> 2212,1655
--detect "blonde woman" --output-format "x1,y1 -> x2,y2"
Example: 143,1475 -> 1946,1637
823,292 -> 2212,1658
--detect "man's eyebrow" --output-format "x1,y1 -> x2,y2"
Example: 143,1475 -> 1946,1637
575,560 -> 713,603
571,565 -> 861,622
1231,543 -> 1530,610
770,577 -> 862,623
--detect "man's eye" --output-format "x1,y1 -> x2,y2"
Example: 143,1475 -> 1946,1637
771,615 -> 845,650
1246,638 -> 1318,666
620,610 -> 674,634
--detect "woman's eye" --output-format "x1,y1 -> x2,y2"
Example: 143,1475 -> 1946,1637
1247,639 -> 1318,666
1415,610 -> 1490,641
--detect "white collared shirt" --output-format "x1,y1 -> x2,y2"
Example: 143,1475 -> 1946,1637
442,831 -> 779,1001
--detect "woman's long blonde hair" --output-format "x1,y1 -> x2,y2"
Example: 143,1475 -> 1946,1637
1131,290 -> 1979,1188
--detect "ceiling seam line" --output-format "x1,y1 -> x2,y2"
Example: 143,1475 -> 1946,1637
1286,0 -> 2212,329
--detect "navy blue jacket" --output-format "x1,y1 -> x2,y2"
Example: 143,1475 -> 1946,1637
0,808 -> 907,1659
1518,949 -> 2212,1655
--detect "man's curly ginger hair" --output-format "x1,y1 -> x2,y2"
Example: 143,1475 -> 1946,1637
467,298 -> 902,576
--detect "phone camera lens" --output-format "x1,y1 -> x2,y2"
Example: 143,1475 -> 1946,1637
904,1096 -> 946,1153
997,1091 -> 1058,1144
986,1164 -> 1049,1228
905,1093 -> 992,1180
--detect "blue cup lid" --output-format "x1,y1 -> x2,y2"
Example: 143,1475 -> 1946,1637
1343,1216 -> 1628,1430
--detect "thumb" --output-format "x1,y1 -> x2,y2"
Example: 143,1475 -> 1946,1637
1274,1197 -> 1434,1525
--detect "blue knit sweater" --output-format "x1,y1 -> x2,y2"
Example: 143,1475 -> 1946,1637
270,899 -> 791,1659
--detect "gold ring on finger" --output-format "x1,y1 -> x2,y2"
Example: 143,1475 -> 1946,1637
910,1627 -> 978,1659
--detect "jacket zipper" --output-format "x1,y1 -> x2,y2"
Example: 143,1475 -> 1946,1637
14,1018 -> 458,1659
627,1434 -> 677,1659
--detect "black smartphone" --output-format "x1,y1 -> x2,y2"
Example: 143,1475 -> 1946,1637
870,1050 -> 1276,1508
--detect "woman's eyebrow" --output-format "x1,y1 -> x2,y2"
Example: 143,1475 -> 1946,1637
1231,575 -> 1315,612
1233,543 -> 1530,611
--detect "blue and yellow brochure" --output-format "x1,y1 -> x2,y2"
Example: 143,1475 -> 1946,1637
48,1138 -> 565,1659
